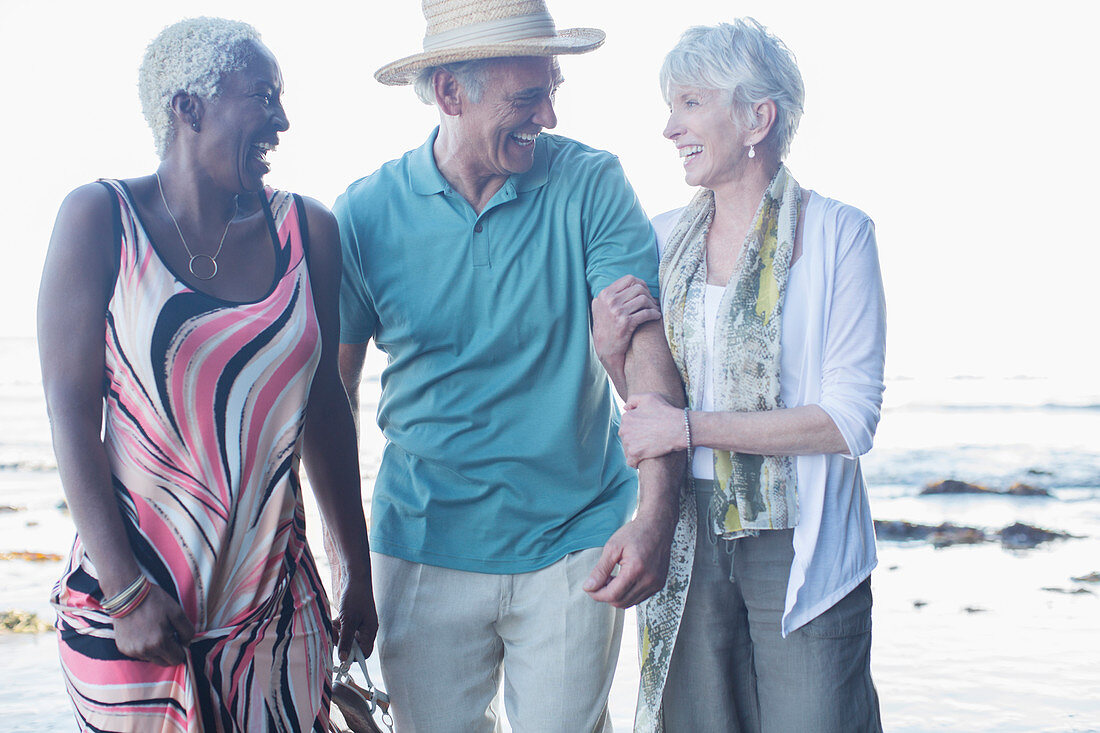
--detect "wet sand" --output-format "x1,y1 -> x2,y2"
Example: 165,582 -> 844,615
3,469 -> 1099,732
3,342 -> 1098,731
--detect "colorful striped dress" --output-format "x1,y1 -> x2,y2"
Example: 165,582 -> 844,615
52,180 -> 333,732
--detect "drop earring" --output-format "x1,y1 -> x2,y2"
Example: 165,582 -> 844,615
748,144 -> 756,159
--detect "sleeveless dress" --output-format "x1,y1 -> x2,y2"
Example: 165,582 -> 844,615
51,180 -> 333,732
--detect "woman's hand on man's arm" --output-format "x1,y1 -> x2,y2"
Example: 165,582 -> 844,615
619,397 -> 851,461
617,393 -> 688,467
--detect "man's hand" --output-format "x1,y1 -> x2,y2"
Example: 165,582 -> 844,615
583,512 -> 675,609
591,275 -> 661,398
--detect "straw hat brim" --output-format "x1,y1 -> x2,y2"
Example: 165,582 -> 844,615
375,27 -> 605,85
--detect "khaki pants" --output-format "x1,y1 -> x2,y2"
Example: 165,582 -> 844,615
372,548 -> 623,732
662,484 -> 882,733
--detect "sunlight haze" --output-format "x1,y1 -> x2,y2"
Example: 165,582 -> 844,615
3,0 -> 1097,382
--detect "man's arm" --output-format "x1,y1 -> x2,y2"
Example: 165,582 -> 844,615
584,319 -> 685,608
331,188 -> 375,444
338,342 -> 370,440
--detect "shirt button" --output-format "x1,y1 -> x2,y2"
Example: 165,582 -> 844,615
474,222 -> 483,233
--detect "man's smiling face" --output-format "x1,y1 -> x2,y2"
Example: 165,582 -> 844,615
454,56 -> 561,178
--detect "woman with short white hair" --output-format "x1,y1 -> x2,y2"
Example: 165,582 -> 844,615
594,18 -> 885,732
39,17 -> 376,730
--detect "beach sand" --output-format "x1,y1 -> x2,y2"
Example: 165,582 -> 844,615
3,476 -> 1099,732
2,342 -> 1098,731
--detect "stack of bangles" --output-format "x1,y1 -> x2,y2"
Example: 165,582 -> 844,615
101,574 -> 152,618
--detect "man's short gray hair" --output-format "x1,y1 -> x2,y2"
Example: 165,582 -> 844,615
660,19 -> 805,159
138,17 -> 262,159
412,59 -> 496,106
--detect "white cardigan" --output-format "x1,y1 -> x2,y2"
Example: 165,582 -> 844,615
652,191 -> 886,635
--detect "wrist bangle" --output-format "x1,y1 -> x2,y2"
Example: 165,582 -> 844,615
683,408 -> 694,457
101,574 -> 151,618
110,580 -> 151,618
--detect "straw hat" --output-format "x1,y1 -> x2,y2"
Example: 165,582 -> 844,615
375,0 -> 606,85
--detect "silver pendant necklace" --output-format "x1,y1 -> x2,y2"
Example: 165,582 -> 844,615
155,171 -> 238,280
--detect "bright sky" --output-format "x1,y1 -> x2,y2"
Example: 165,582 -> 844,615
3,0 -> 1098,381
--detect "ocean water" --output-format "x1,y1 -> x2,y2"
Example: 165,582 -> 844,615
2,336 -> 1098,732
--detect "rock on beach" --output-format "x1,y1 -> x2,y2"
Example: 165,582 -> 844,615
1004,482 -> 1052,497
920,479 -> 993,495
920,479 -> 1052,498
0,610 -> 53,634
0,551 -> 63,562
875,520 -> 1078,550
998,522 -> 1075,549
873,520 -> 986,548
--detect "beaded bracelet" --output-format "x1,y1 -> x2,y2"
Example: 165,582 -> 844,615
682,408 -> 694,458
102,574 -> 151,618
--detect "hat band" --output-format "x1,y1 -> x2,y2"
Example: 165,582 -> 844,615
423,12 -> 557,51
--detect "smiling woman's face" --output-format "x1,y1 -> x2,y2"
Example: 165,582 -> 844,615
197,42 -> 289,194
662,85 -> 749,192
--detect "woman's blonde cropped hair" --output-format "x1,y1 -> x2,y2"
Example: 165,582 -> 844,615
660,19 -> 805,160
138,17 -> 261,159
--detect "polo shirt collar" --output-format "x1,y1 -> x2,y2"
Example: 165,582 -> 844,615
408,127 -> 448,196
408,127 -> 551,197
514,136 -> 549,193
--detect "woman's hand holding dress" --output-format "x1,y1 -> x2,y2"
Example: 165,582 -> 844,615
112,586 -> 196,667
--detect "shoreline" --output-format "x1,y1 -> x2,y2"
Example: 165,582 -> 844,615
3,472 -> 1098,732
3,337 -> 1098,731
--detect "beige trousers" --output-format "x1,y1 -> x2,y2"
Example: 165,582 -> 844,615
372,548 -> 623,733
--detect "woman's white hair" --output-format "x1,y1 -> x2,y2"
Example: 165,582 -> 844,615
138,17 -> 262,159
660,19 -> 805,159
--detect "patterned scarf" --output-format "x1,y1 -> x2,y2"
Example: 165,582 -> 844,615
658,165 -> 801,538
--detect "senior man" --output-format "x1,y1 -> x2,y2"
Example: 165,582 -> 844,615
334,1 -> 684,730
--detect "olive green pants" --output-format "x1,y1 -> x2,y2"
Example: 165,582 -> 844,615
661,482 -> 882,733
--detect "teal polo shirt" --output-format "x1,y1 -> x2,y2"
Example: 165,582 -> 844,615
335,129 -> 658,573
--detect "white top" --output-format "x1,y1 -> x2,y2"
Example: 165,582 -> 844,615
691,283 -> 725,479
653,191 -> 886,635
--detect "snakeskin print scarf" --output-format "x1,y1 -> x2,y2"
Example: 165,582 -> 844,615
658,165 -> 801,539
